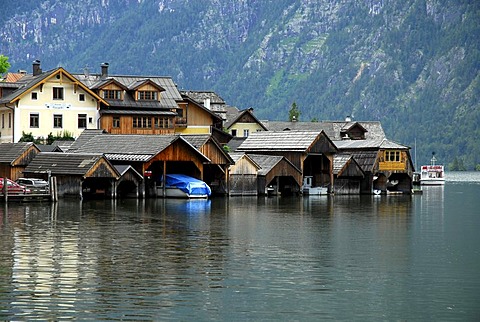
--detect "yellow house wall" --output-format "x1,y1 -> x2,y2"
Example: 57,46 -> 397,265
229,122 -> 264,137
175,126 -> 211,134
14,79 -> 99,141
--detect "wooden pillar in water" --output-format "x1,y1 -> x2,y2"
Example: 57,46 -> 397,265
2,177 -> 7,203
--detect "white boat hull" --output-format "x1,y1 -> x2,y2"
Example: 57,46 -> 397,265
164,187 -> 209,199
420,178 -> 445,185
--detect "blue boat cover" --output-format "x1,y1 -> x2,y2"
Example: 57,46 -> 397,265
164,174 -> 211,196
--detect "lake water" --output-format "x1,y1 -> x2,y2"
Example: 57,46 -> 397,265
1,172 -> 479,320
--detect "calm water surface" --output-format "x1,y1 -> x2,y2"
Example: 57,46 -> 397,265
1,172 -> 479,320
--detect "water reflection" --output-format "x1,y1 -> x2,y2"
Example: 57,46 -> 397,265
1,182 -> 480,320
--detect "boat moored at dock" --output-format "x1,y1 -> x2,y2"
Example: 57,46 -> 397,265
420,153 -> 445,185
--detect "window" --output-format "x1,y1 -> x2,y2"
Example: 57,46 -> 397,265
103,90 -> 122,100
138,91 -> 158,100
243,129 -> 250,137
231,129 -> 237,137
154,117 -> 172,128
1,114 -> 4,128
53,87 -> 64,100
78,114 -> 87,128
8,113 -> 11,128
385,150 -> 400,162
113,116 -> 120,128
31,92 -> 38,100
79,93 -> 85,101
133,116 -> 151,128
30,113 -> 39,128
53,114 -> 63,128
89,117 -> 93,124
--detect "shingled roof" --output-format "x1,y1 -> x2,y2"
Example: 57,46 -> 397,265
334,138 -> 409,150
263,121 -> 386,141
74,73 -> 181,110
0,142 -> 39,165
248,154 -> 301,176
23,152 -> 119,177
236,130 -> 334,152
71,132 -> 209,163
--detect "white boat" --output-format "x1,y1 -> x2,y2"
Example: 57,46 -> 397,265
302,176 -> 328,195
420,153 -> 445,185
159,174 -> 211,198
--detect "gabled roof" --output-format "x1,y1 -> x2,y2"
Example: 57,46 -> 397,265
181,134 -> 234,165
2,72 -> 26,82
228,152 -> 261,170
224,107 -> 268,130
23,152 -> 119,178
114,164 -> 143,179
346,151 -> 379,172
90,78 -> 129,91
181,95 -> 223,122
182,90 -> 226,105
264,121 -> 386,141
67,129 -> 106,152
248,154 -> 302,176
236,130 -> 334,153
0,142 -> 39,164
333,153 -> 365,177
333,138 -> 409,150
127,79 -> 165,92
71,133 -> 209,163
0,67 -> 108,106
74,73 -> 181,110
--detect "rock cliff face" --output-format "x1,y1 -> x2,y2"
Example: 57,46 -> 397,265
1,0 -> 479,168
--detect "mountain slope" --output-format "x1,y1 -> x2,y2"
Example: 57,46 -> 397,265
1,0 -> 479,168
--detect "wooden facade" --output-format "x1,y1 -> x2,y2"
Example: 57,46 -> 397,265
228,153 -> 260,196
0,142 -> 40,181
23,153 -> 120,199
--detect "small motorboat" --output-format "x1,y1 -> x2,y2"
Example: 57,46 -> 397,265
159,174 -> 211,198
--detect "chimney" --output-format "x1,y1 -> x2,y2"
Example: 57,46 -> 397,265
204,98 -> 211,110
32,60 -> 42,76
101,62 -> 109,79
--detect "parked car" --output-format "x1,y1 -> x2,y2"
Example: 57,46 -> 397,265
0,178 -> 31,194
16,178 -> 49,191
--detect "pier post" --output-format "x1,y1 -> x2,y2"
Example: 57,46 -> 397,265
2,177 -> 7,203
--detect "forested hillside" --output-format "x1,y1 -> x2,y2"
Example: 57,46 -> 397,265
1,0 -> 479,169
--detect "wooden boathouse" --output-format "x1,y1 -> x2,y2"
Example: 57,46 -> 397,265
236,130 -> 338,193
22,152 -> 120,199
69,132 -> 211,197
0,142 -> 40,181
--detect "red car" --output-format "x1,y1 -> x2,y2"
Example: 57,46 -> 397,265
0,178 -> 31,194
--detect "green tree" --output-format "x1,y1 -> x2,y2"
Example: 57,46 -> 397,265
288,101 -> 300,122
0,55 -> 11,75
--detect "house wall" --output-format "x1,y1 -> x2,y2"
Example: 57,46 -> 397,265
15,77 -> 99,141
229,122 -> 264,138
0,110 -> 13,143
100,115 -> 175,135
174,102 -> 214,134
228,156 -> 258,196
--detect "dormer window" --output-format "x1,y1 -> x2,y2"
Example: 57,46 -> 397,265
137,90 -> 158,101
103,90 -> 122,100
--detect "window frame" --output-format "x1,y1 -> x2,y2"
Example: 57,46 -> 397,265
78,114 -> 87,129
53,87 -> 64,100
53,114 -> 63,128
30,113 -> 39,128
